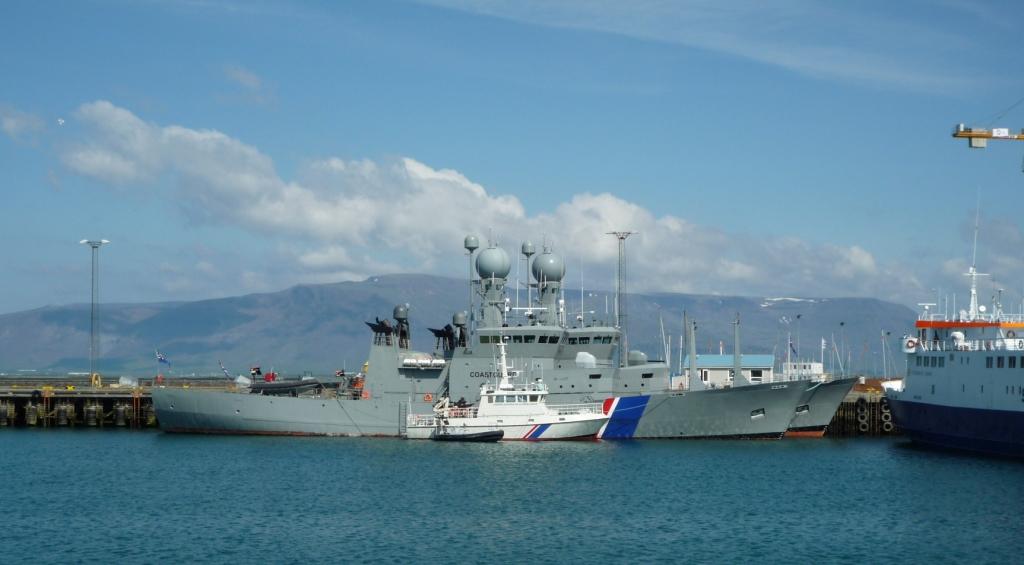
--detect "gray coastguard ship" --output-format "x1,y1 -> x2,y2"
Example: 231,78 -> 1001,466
153,236 -> 809,438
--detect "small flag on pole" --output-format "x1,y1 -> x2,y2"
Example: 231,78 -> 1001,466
219,360 -> 231,379
156,349 -> 171,366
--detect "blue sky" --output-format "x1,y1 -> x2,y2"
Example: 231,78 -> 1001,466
2,0 -> 1024,315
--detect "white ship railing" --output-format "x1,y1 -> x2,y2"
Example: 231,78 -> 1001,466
917,312 -> 1024,323
916,338 -> 1024,353
547,403 -> 605,416
408,414 -> 440,426
406,402 -> 604,424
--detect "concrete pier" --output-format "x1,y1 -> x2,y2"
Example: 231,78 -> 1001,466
0,376 -> 230,429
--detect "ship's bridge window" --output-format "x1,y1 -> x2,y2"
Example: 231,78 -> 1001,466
568,338 -> 578,345
589,373 -> 602,380
986,357 -> 993,368
997,356 -> 1005,369
938,357 -> 945,368
579,337 -> 590,345
517,395 -> 527,402
512,335 -> 523,344
642,372 -> 653,379
916,357 -> 922,367
538,335 -> 549,344
524,335 -> 536,344
931,357 -> 937,367
529,395 -> 538,402
602,336 -> 613,344
1010,356 -> 1017,369
480,335 -> 497,344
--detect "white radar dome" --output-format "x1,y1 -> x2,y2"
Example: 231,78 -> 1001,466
476,246 -> 511,279
531,251 -> 565,282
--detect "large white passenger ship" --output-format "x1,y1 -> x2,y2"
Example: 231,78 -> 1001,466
886,260 -> 1024,458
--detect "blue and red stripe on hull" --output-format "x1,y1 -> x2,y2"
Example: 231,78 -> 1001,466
523,423 -> 551,440
597,396 -> 650,439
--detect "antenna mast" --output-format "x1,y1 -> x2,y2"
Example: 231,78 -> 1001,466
966,200 -> 989,320
607,231 -> 635,366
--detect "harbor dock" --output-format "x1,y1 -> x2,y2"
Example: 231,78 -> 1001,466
826,379 -> 898,437
3,375 -> 898,435
0,376 -> 228,429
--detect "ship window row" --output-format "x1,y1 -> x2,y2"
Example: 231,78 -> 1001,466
567,336 -> 615,345
915,356 -> 945,368
982,356 -> 1024,369
488,394 -> 540,403
479,335 -> 617,345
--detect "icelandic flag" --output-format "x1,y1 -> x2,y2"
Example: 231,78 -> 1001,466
219,360 -> 232,379
156,349 -> 171,366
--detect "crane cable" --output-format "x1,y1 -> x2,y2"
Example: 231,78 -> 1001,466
982,93 -> 1024,129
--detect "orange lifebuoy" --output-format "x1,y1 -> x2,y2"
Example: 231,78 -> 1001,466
905,339 -> 916,350
1007,330 -> 1016,339
361,390 -> 370,400
423,393 -> 433,402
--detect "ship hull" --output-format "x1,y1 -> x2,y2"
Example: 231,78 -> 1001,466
598,381 -> 809,439
155,382 -> 807,440
153,387 -> 408,437
785,377 -> 858,438
887,396 -> 1024,458
406,417 -> 605,440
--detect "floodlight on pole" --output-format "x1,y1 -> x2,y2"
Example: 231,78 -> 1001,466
80,239 -> 110,383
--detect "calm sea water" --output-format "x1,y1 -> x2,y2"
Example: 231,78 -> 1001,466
1,432 -> 1021,563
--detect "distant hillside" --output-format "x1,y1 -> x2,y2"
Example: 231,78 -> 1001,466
0,274 -> 916,376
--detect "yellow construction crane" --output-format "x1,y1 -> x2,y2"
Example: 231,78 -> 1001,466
953,123 -> 1024,148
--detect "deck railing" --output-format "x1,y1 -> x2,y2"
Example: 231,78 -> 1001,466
916,337 -> 1024,353
406,401 -> 604,424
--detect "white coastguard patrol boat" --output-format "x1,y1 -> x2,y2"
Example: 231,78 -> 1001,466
405,339 -> 609,441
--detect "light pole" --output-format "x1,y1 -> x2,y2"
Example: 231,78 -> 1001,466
80,239 -> 110,383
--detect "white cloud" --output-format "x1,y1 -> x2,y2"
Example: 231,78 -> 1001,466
61,100 -> 927,302
420,0 -> 993,91
224,65 -> 262,91
220,65 -> 274,105
0,104 -> 45,141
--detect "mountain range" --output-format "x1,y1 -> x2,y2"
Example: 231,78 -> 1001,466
0,274 -> 917,376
